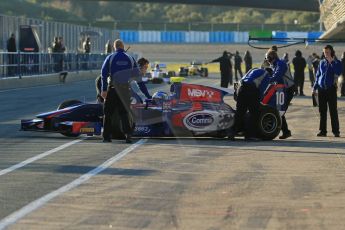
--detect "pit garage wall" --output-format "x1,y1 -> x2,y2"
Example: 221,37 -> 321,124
118,31 -> 323,43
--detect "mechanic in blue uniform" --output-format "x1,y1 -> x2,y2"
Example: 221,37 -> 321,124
312,45 -> 342,137
230,68 -> 271,140
266,49 -> 295,139
101,39 -> 151,143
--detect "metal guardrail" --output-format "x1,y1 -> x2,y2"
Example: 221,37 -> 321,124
0,52 -> 106,78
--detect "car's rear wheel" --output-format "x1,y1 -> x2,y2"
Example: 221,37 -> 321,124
201,68 -> 208,77
152,78 -> 163,84
179,67 -> 188,76
57,99 -> 82,110
168,71 -> 176,77
57,100 -> 82,137
61,132 -> 80,137
257,105 -> 281,140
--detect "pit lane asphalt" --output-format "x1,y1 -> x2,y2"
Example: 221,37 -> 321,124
1,75 -> 345,230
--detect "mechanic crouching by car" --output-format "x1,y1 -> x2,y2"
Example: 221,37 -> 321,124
229,68 -> 271,140
266,49 -> 295,139
101,39 -> 151,143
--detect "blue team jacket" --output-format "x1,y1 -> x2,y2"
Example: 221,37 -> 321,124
241,68 -> 271,96
313,59 -> 342,90
269,59 -> 287,85
101,48 -> 140,92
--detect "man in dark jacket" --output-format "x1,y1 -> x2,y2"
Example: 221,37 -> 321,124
292,50 -> 307,96
7,33 -> 17,76
234,51 -> 243,81
313,45 -> 342,137
230,68 -> 271,140
243,50 -> 252,74
210,51 -> 233,88
52,37 -> 63,73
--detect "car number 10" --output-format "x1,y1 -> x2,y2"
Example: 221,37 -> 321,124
276,91 -> 284,106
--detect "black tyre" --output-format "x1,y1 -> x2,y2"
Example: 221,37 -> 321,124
216,130 -> 228,138
61,132 -> 80,137
168,71 -> 176,77
179,67 -> 188,76
57,100 -> 82,137
204,68 -> 208,77
152,78 -> 163,84
201,68 -> 208,77
257,105 -> 281,140
57,99 -> 82,110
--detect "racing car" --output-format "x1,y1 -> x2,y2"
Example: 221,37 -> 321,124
179,61 -> 208,77
21,78 -> 284,140
142,63 -> 176,84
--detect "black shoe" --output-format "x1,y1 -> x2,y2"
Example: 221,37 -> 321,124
102,138 -> 112,143
334,133 -> 340,137
299,93 -> 305,96
279,131 -> 291,139
125,134 -> 132,143
317,132 -> 327,137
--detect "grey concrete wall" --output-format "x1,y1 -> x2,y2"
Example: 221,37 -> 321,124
0,71 -> 100,90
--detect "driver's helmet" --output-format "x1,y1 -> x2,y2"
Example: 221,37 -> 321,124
152,91 -> 168,104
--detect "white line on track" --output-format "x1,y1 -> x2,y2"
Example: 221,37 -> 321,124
0,139 -> 84,177
0,139 -> 147,229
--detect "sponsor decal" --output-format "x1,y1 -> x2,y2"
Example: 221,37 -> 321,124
80,127 -> 94,133
162,101 -> 172,112
135,126 -> 151,134
185,113 -> 214,128
187,88 -> 214,98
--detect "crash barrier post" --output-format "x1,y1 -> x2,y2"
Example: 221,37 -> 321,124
0,52 -> 107,79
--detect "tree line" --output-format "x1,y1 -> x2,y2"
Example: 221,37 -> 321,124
1,0 -> 320,26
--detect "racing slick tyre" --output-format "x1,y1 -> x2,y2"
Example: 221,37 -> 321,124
257,105 -> 281,140
57,99 -> 82,110
201,68 -> 208,77
61,132 -> 80,138
152,78 -> 163,84
216,130 -> 228,138
168,71 -> 176,77
57,100 -> 83,137
179,67 -> 188,77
